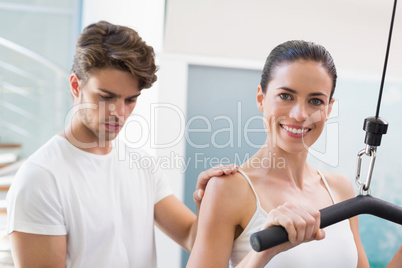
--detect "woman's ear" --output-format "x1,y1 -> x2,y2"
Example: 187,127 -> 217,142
69,73 -> 81,99
326,97 -> 335,121
257,85 -> 264,112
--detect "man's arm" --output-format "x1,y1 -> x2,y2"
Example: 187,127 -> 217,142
154,164 -> 238,251
154,195 -> 196,252
11,231 -> 66,268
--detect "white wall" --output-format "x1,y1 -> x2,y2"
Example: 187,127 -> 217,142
164,0 -> 402,79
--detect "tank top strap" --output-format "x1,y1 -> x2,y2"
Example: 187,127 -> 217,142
238,169 -> 336,205
237,168 -> 262,207
317,169 -> 337,204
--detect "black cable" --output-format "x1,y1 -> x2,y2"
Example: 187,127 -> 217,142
376,0 -> 398,118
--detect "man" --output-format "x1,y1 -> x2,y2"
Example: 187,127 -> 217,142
6,21 -> 236,267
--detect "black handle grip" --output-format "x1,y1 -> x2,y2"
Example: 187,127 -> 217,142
250,195 -> 402,252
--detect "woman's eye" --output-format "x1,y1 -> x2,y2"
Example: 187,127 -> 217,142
311,98 -> 323,106
279,93 -> 291,100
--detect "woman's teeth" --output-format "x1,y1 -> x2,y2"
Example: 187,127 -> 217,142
282,125 -> 309,134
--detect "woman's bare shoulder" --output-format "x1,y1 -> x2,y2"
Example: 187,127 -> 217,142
320,171 -> 356,201
202,171 -> 257,222
205,171 -> 253,199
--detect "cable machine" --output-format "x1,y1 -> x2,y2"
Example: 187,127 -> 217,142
250,0 -> 401,252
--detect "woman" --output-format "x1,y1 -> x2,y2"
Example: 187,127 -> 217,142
187,40 -> 377,267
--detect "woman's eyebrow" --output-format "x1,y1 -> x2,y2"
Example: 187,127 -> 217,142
277,87 -> 328,98
309,92 -> 328,98
277,87 -> 297,94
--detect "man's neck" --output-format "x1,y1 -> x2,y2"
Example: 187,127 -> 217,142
60,126 -> 113,155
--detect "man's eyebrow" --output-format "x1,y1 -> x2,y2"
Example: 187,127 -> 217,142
98,88 -> 119,97
127,93 -> 141,99
98,88 -> 141,99
277,87 -> 328,98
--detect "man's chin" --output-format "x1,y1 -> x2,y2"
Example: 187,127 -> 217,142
99,132 -> 119,142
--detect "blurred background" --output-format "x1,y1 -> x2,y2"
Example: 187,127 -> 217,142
0,0 -> 401,267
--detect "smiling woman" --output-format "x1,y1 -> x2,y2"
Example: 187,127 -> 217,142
186,40 -> 372,268
261,61 -> 334,151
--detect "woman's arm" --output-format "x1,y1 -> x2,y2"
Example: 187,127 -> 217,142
337,176 -> 402,267
387,245 -> 402,267
349,216 -> 370,267
326,172 -> 369,267
187,174 -> 251,267
187,173 -> 325,268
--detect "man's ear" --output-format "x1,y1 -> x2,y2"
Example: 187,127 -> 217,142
257,85 -> 264,112
69,73 -> 81,99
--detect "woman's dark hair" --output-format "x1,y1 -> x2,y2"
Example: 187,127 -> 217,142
260,40 -> 337,100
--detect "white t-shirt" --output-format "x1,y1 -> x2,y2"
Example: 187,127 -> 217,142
7,135 -> 172,268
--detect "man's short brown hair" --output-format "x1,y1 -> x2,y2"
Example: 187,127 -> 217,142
72,20 -> 157,89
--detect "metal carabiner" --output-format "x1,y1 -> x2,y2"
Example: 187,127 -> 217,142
355,146 -> 377,195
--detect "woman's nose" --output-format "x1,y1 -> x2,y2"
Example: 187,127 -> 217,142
289,102 -> 309,122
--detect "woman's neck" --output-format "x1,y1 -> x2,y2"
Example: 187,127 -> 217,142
243,142 -> 315,189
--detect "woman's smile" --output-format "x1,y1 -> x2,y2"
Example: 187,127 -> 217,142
280,124 -> 311,138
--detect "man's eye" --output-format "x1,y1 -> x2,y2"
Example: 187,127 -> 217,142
100,95 -> 113,100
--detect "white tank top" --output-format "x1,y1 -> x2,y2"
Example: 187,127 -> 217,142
229,169 -> 358,268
